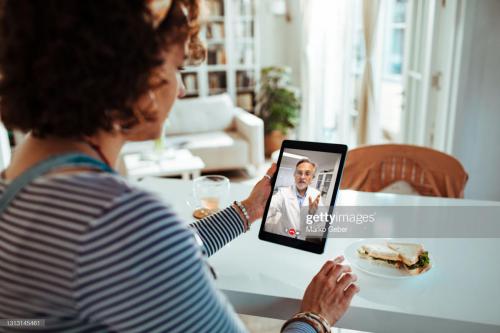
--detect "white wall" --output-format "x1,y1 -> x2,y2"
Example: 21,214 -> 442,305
258,0 -> 302,85
0,122 -> 11,170
452,0 -> 500,201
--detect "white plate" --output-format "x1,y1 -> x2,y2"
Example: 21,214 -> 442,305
344,239 -> 432,279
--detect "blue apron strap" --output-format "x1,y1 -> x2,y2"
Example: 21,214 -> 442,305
0,153 -> 115,213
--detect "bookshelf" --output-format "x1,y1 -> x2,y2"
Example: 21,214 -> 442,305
180,0 -> 260,111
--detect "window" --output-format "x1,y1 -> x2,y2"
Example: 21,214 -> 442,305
383,0 -> 407,78
349,0 -> 408,144
301,0 -> 408,146
379,0 -> 407,142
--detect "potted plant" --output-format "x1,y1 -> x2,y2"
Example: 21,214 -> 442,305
255,66 -> 300,156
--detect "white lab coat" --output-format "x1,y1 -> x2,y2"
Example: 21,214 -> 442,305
264,185 -> 324,239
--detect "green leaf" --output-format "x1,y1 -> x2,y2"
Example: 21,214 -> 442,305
255,66 -> 301,134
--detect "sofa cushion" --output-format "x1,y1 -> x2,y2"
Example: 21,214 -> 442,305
166,131 -> 249,170
165,94 -> 235,135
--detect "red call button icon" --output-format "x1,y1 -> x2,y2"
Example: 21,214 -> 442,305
288,228 -> 296,236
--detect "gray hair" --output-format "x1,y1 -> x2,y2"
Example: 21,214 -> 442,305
295,158 -> 317,174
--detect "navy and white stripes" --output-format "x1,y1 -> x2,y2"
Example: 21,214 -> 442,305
0,172 -> 313,332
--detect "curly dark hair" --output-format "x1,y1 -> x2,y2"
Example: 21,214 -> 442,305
0,0 -> 205,137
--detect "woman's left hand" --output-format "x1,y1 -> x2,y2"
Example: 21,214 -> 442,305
241,163 -> 277,223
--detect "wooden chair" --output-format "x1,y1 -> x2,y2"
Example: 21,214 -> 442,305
340,144 -> 468,198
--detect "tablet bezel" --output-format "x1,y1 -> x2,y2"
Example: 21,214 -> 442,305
258,140 -> 348,254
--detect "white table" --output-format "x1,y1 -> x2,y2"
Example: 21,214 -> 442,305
121,147 -> 204,180
135,178 -> 500,333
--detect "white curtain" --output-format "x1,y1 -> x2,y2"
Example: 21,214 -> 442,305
299,0 -> 355,143
357,0 -> 382,144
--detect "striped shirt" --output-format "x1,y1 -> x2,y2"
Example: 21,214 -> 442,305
0,172 -> 314,333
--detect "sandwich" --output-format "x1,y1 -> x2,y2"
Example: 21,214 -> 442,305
357,242 -> 431,275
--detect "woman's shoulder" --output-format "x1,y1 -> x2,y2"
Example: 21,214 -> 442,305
31,172 -> 175,222
61,171 -> 171,204
32,171 -> 138,199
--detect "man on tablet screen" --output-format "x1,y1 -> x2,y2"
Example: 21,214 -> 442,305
265,158 -> 324,240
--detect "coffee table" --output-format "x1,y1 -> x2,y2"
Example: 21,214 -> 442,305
121,144 -> 205,180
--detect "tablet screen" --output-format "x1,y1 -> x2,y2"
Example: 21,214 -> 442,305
259,140 -> 347,253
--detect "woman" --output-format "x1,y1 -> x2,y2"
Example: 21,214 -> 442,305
0,1 -> 359,332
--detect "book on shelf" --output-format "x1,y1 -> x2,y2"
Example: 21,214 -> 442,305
208,72 -> 226,90
182,74 -> 198,93
207,22 -> 225,40
206,0 -> 224,16
217,50 -> 226,65
207,47 -> 227,65
236,71 -> 254,88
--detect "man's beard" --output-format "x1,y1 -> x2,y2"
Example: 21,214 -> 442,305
296,182 -> 308,191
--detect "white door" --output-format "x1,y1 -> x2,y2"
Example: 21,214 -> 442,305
402,0 -> 464,151
402,0 -> 438,146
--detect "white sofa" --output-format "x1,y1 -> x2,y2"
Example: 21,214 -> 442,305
166,94 -> 264,173
122,94 -> 264,175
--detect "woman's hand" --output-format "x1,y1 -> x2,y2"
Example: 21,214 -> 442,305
300,256 -> 359,326
241,163 -> 277,223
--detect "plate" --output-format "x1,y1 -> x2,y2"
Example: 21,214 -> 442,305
344,239 -> 432,279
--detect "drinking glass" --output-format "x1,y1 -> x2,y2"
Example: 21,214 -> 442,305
191,175 -> 230,219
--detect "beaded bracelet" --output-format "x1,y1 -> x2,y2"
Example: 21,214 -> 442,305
280,315 -> 324,333
281,312 -> 332,333
301,312 -> 331,333
233,201 -> 250,231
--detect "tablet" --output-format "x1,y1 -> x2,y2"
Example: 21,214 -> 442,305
258,140 -> 347,254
